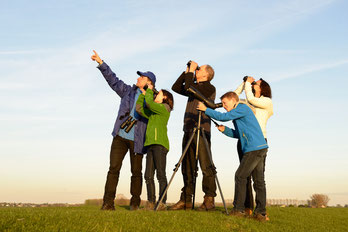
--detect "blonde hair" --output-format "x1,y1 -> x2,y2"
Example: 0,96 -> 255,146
220,91 -> 239,102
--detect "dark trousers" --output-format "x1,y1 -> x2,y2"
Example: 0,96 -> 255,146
234,148 -> 268,214
103,135 -> 143,206
144,145 -> 168,204
180,132 -> 217,203
237,140 -> 254,210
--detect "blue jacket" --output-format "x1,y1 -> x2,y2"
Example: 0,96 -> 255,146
98,62 -> 148,154
205,103 -> 268,154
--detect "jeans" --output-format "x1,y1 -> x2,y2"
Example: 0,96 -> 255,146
103,136 -> 143,206
237,140 -> 254,210
144,145 -> 168,203
180,131 -> 217,203
234,148 -> 268,214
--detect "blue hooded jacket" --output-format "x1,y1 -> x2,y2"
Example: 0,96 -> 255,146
205,103 -> 268,154
98,62 -> 148,154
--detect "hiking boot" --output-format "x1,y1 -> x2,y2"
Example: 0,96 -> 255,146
229,209 -> 246,217
143,201 -> 155,211
156,202 -> 167,211
253,213 -> 270,222
101,203 -> 115,211
197,196 -> 215,211
169,200 -> 192,210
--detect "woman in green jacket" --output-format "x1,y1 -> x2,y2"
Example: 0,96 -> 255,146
136,85 -> 174,210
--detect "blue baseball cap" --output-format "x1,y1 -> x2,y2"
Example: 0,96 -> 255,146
137,71 -> 156,84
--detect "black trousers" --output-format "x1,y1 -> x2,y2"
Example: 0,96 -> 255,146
180,131 -> 217,203
103,136 -> 143,206
145,144 -> 168,203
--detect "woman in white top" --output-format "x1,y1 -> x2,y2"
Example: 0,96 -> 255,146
234,76 -> 273,216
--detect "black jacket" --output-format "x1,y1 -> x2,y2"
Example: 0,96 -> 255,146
172,72 -> 216,135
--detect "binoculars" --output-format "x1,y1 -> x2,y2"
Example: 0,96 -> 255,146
243,76 -> 256,85
144,84 -> 159,95
120,114 -> 137,133
187,60 -> 200,71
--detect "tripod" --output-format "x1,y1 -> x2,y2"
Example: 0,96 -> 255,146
155,111 -> 228,214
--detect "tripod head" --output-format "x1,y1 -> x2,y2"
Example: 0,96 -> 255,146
186,86 -> 222,109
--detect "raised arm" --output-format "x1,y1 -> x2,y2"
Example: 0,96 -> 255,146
244,82 -> 272,109
234,81 -> 245,96
135,94 -> 151,119
172,72 -> 190,96
144,89 -> 169,115
91,50 -> 131,98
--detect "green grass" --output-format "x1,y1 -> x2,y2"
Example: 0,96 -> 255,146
1,206 -> 347,232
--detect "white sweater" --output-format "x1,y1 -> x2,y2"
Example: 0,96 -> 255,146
234,82 -> 273,138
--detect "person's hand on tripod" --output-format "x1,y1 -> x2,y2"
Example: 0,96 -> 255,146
197,102 -> 207,111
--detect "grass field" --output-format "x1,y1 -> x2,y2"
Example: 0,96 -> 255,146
1,205 -> 348,232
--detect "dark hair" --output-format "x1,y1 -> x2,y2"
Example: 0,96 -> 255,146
220,91 -> 239,102
162,89 -> 174,110
260,78 -> 272,98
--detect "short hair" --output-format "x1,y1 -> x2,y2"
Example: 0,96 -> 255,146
220,91 -> 239,102
260,78 -> 272,99
205,65 -> 215,81
162,89 -> 174,110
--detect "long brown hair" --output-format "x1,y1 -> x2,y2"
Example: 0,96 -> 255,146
162,89 -> 174,110
260,78 -> 272,99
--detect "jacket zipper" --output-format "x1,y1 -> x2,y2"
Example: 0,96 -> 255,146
155,128 -> 157,141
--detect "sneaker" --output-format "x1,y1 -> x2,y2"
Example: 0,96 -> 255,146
253,213 -> 270,222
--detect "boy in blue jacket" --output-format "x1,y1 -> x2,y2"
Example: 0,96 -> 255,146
197,91 -> 269,221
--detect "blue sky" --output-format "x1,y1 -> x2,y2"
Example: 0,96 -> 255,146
1,0 -> 348,206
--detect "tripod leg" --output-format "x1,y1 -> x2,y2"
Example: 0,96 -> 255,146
191,127 -> 201,209
155,128 -> 197,211
201,129 -> 229,215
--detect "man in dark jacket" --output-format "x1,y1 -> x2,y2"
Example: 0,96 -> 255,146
170,60 -> 217,211
91,50 -> 156,211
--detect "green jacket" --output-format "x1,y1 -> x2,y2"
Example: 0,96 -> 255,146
136,89 -> 171,151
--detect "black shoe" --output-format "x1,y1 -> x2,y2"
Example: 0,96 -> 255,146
101,203 -> 115,211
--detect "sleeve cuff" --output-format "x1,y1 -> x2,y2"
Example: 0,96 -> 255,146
97,61 -> 106,69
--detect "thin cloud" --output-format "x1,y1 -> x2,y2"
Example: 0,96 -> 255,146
270,59 -> 348,82
0,49 -> 52,55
